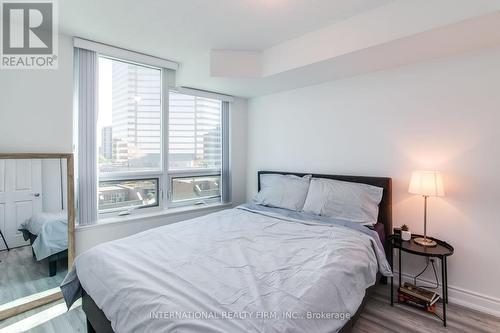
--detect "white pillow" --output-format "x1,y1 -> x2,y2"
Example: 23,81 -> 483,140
253,174 -> 311,211
302,178 -> 383,225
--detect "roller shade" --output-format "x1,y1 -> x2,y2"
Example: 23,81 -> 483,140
168,91 -> 222,171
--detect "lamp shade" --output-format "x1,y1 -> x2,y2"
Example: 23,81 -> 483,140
408,170 -> 445,197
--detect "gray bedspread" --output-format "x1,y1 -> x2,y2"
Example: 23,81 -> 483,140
61,204 -> 392,333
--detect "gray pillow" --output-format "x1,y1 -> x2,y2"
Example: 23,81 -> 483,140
302,178 -> 383,225
253,174 -> 311,211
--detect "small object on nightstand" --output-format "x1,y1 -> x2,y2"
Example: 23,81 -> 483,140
401,224 -> 411,241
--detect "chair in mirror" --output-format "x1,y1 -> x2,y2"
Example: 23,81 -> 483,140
0,154 -> 74,321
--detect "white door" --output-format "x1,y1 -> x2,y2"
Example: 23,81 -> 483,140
0,159 -> 43,250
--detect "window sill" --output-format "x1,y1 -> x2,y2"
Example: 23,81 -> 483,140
76,202 -> 232,230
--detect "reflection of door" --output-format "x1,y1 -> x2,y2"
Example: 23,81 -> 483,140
0,159 -> 43,249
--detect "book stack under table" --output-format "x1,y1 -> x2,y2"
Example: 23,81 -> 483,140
398,282 -> 440,313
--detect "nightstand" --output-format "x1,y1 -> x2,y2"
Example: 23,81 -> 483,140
389,234 -> 454,326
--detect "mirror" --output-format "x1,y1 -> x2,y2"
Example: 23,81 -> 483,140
0,153 -> 74,321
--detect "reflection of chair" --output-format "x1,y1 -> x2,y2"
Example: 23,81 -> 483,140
0,228 -> 9,251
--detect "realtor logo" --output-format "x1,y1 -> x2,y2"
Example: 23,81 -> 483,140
1,0 -> 58,69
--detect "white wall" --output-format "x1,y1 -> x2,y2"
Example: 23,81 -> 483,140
41,158 -> 68,212
0,33 -> 248,255
0,35 -> 74,153
247,46 -> 500,316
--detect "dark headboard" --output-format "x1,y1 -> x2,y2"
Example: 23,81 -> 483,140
258,171 -> 393,267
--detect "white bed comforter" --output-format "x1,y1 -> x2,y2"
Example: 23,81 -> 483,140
62,205 -> 391,333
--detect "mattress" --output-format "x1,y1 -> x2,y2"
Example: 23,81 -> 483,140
62,204 -> 391,333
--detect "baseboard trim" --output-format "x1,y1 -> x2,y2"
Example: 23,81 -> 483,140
394,271 -> 500,318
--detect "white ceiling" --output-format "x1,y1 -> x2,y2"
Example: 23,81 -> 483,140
60,0 -> 500,98
60,0 -> 393,94
60,0 -> 393,57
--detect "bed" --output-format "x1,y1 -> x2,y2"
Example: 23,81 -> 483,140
19,211 -> 68,276
62,171 -> 393,333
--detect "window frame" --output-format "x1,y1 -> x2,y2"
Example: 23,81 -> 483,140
96,55 -> 169,217
166,90 -> 225,209
98,176 -> 161,217
167,169 -> 222,208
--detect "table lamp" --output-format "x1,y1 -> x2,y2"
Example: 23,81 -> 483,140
408,170 -> 445,247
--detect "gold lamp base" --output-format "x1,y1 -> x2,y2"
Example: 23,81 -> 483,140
414,237 -> 437,247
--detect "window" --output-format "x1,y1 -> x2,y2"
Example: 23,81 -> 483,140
170,175 -> 221,203
168,92 -> 222,205
97,57 -> 163,213
98,57 -> 162,174
75,39 -> 230,223
98,178 -> 159,212
96,59 -> 226,214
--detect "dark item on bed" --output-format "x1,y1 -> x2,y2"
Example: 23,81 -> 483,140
19,228 -> 68,277
82,171 -> 393,333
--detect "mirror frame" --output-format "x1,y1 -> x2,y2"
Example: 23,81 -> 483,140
0,153 -> 75,321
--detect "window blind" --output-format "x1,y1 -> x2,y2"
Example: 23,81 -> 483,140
221,101 -> 231,203
168,92 -> 222,171
74,47 -> 98,225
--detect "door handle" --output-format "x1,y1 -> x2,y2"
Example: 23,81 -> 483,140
33,193 -> 40,198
